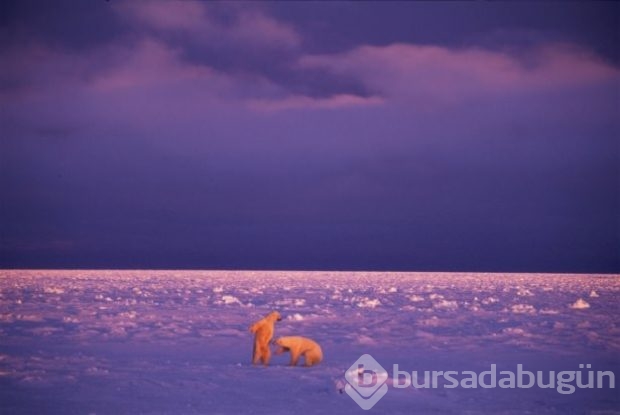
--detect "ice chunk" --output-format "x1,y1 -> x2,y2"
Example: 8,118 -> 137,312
221,295 -> 242,305
418,316 -> 442,327
539,308 -> 559,315
516,288 -> 534,297
433,299 -> 458,309
357,298 -> 381,308
510,304 -> 536,314
503,327 -> 528,336
356,334 -> 376,345
570,298 -> 590,309
287,313 -> 304,321
482,296 -> 499,305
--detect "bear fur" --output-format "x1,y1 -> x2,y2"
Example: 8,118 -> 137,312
273,336 -> 323,367
249,311 -> 282,365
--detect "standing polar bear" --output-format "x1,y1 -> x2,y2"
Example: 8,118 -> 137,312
249,311 -> 282,366
273,336 -> 323,367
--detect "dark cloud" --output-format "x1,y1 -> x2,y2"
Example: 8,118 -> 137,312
0,1 -> 379,100
0,0 -> 125,50
267,1 -> 620,63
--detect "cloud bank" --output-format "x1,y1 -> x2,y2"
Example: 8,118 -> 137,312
1,2 -> 618,271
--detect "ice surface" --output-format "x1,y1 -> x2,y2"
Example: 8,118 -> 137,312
0,270 -> 618,414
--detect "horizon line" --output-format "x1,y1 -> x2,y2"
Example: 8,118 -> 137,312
0,268 -> 617,276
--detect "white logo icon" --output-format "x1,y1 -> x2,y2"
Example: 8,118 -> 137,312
344,354 -> 388,410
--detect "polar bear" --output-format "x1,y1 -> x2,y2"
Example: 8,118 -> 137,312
273,336 -> 323,367
249,311 -> 282,366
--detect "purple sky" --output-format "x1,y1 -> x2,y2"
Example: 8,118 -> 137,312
1,1 -> 618,272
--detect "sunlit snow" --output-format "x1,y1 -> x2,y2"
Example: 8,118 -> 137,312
0,270 -> 618,414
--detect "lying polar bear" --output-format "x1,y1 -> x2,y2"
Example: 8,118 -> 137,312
273,336 -> 323,367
